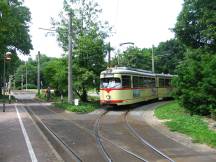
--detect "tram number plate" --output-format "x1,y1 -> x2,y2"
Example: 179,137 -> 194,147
133,90 -> 140,97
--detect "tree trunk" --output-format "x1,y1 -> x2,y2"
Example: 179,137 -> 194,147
81,87 -> 88,102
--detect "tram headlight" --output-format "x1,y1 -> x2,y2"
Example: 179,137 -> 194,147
106,95 -> 111,100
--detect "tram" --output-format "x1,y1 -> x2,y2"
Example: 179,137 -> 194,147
100,67 -> 174,106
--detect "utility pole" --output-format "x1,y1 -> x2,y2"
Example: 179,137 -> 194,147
25,61 -> 27,91
21,74 -> 23,90
68,12 -> 73,104
13,72 -> 15,90
152,45 -> 155,73
108,42 -> 111,68
3,56 -> 6,112
37,51 -> 40,95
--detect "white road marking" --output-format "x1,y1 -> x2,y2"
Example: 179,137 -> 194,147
15,104 -> 38,162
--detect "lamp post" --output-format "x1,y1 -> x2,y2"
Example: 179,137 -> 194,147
3,52 -> 12,112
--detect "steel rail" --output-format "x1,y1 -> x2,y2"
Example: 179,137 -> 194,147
125,111 -> 175,162
94,111 -> 113,162
39,102 -> 149,162
24,99 -> 149,162
20,99 -> 83,162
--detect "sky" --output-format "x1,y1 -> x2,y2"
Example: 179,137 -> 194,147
21,0 -> 184,60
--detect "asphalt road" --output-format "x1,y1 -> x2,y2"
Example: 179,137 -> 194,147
1,90 -> 216,162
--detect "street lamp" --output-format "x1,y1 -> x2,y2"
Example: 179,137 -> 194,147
3,52 -> 12,112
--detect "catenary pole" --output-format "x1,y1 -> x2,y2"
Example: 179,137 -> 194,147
152,45 -> 155,73
25,61 -> 27,90
3,57 -> 6,112
21,74 -> 23,90
108,42 -> 111,67
68,12 -> 73,103
37,51 -> 40,95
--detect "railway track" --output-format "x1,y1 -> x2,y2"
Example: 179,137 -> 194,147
19,99 -> 83,162
124,110 -> 175,162
94,111 -> 113,162
19,98 -> 174,162
94,110 -> 150,162
22,99 -> 149,162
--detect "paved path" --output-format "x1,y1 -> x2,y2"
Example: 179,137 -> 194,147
1,90 -> 216,162
0,92 -> 62,162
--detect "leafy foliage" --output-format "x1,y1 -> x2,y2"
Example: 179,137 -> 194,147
173,0 -> 216,116
173,49 -> 216,115
53,101 -> 99,113
42,58 -> 67,95
0,0 -> 32,93
15,62 -> 37,88
52,0 -> 111,101
112,47 -> 152,70
155,39 -> 186,74
174,0 -> 216,51
0,0 -> 32,54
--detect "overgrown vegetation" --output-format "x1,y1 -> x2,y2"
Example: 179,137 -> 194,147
173,0 -> 216,116
155,102 -> 216,148
53,102 -> 99,113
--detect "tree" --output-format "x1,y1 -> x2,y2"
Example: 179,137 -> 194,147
174,0 -> 216,51
52,0 -> 111,101
0,0 -> 32,93
15,63 -> 37,88
112,47 -> 152,71
173,49 -> 216,115
73,30 -> 106,101
155,39 -> 186,74
0,0 -> 32,54
42,58 -> 67,95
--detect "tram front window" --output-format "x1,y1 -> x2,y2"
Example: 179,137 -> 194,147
100,78 -> 121,88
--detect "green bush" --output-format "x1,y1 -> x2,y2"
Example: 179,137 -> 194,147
16,84 -> 37,90
53,102 -> 99,113
173,49 -> 216,116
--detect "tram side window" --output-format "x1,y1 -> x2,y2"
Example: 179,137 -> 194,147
139,77 -> 144,88
122,75 -> 131,88
150,78 -> 156,87
164,79 -> 171,87
159,78 -> 165,88
133,76 -> 139,88
143,77 -> 155,88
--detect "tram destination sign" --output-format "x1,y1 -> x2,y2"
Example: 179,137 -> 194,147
104,73 -> 114,78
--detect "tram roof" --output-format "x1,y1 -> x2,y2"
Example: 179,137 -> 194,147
101,67 -> 174,78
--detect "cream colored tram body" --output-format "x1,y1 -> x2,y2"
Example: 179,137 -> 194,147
100,67 -> 173,106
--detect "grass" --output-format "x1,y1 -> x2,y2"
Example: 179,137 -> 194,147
155,102 -> 216,148
37,93 -> 65,102
53,102 -> 99,113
